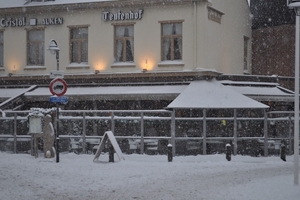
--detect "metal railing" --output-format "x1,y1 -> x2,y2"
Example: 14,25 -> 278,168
0,109 -> 297,156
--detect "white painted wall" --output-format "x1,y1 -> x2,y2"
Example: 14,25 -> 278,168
0,0 -> 251,76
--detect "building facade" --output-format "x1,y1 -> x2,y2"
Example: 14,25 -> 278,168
0,0 -> 252,80
1,1 -> 298,156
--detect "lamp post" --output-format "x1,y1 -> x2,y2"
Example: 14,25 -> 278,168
47,39 -> 60,163
288,0 -> 300,186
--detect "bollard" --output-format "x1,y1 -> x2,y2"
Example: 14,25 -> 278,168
226,143 -> 231,161
109,144 -> 114,163
167,144 -> 173,162
280,140 -> 286,162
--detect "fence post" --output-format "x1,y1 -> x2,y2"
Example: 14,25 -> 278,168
233,109 -> 237,155
82,112 -> 86,154
288,114 -> 292,155
264,110 -> 268,157
140,112 -> 144,154
109,143 -> 114,162
226,143 -> 231,161
111,112 -> 115,133
168,143 -> 173,162
171,109 -> 175,156
203,109 -> 207,155
14,113 -> 17,154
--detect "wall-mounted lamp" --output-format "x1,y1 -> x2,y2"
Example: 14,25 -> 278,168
95,70 -> 100,74
13,65 -> 16,74
142,59 -> 148,72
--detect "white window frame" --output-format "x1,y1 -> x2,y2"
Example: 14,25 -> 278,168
27,28 -> 45,66
69,26 -> 89,64
160,21 -> 183,61
0,31 -> 3,68
114,24 -> 134,63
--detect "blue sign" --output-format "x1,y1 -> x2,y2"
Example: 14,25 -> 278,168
50,96 -> 68,103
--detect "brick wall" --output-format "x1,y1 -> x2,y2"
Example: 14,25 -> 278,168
252,24 -> 295,77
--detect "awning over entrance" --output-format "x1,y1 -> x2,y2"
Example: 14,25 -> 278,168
0,85 -> 38,110
167,79 -> 269,109
1,79 -> 293,108
220,80 -> 294,102
23,85 -> 187,101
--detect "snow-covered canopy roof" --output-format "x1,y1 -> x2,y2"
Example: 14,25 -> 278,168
23,85 -> 186,101
0,0 -> 114,8
166,79 -> 269,109
0,79 -> 294,108
220,80 -> 294,102
0,0 -> 207,9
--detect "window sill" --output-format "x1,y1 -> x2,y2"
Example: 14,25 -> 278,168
243,70 -> 250,75
67,63 -> 90,69
24,66 -> 46,70
158,61 -> 184,68
111,62 -> 136,68
0,68 -> 4,71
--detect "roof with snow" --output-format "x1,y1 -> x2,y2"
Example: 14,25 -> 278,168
0,0 -> 114,9
0,79 -> 295,110
0,0 -> 206,9
167,79 -> 269,109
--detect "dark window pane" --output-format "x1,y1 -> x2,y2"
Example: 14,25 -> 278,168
0,44 -> 3,66
71,42 -> 78,63
126,39 -> 133,62
28,44 -> 36,65
174,38 -> 182,60
38,42 -> 44,65
81,41 -> 88,62
116,40 -> 123,62
162,38 -> 171,60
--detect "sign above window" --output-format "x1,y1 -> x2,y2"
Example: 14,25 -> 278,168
0,17 -> 63,28
103,10 -> 143,21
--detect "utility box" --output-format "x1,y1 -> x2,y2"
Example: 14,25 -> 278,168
29,115 -> 43,134
28,115 -> 43,157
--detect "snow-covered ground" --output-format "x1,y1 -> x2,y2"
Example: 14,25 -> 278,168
0,152 -> 300,200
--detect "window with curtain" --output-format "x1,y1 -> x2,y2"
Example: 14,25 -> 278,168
114,25 -> 134,62
70,27 -> 88,63
0,32 -> 3,67
161,23 -> 182,61
27,29 -> 44,65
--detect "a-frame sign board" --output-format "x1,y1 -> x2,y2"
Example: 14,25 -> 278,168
93,131 -> 125,162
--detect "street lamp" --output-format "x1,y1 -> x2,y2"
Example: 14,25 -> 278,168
48,39 -> 60,71
47,39 -> 60,163
288,0 -> 300,186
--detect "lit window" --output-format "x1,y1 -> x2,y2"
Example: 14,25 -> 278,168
161,22 -> 182,61
0,32 -> 3,67
70,27 -> 88,63
244,36 -> 249,72
27,29 -> 44,66
114,25 -> 134,62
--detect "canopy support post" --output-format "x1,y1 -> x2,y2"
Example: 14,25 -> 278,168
203,109 -> 207,155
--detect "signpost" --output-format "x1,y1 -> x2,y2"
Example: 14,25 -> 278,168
49,78 -> 67,97
49,96 -> 68,103
47,39 -> 65,163
50,70 -> 64,79
49,77 -> 67,163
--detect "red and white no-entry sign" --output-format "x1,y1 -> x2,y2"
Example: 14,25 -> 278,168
49,78 -> 68,96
